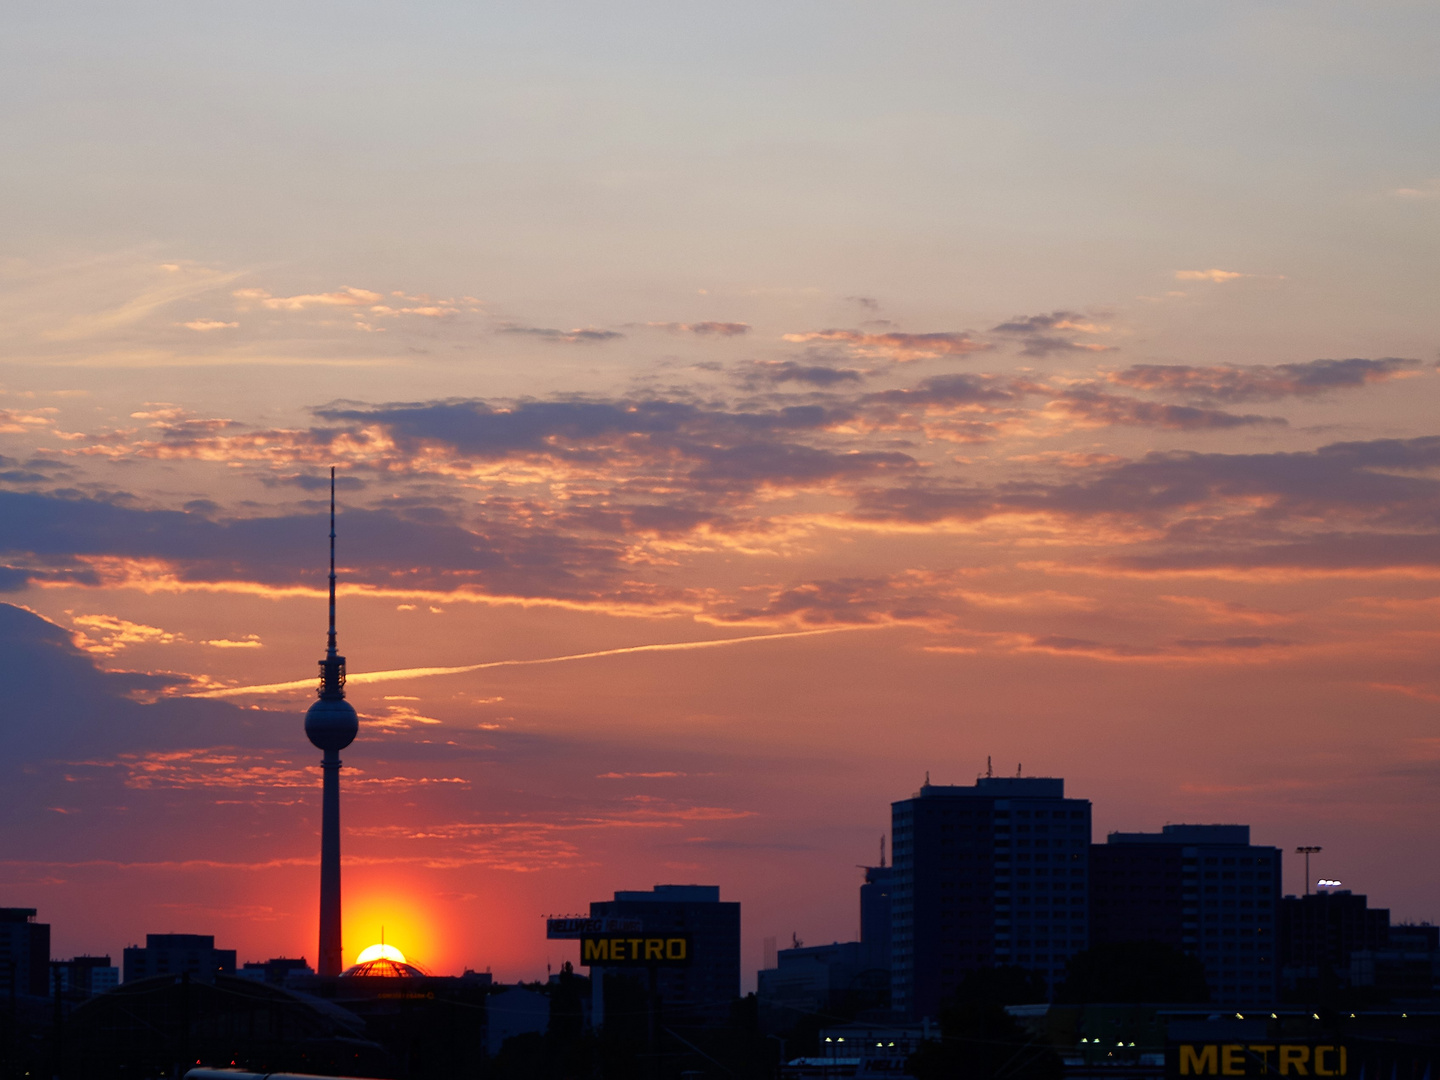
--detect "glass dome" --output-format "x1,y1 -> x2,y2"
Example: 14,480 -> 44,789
340,956 -> 426,978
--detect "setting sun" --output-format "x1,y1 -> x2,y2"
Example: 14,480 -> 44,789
355,942 -> 406,964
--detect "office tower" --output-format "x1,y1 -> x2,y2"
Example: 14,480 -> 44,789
589,885 -> 739,1018
56,955 -> 119,997
1279,888 -> 1389,993
0,908 -> 51,996
1092,824 -> 1280,1007
303,468 -> 360,977
890,775 -> 1092,1020
860,864 -> 895,973
122,934 -> 237,983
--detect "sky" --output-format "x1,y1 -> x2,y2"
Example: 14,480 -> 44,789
2,0 -> 1439,985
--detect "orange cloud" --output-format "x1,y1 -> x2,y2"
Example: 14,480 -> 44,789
233,286 -> 383,309
781,329 -> 992,360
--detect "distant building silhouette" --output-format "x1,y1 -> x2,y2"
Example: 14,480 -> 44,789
55,955 -> 119,997
238,956 -> 315,987
1279,888 -> 1389,995
1091,824 -> 1280,1007
757,940 -> 865,1028
1349,922 -> 1440,999
122,934 -> 236,983
589,885 -> 739,1020
860,864 -> 895,973
890,775 -> 1092,1019
0,907 -> 50,996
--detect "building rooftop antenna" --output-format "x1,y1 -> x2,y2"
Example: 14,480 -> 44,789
986,756 -> 993,779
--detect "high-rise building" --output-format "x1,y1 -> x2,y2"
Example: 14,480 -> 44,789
302,469 -> 361,977
890,775 -> 1092,1019
122,934 -> 237,983
0,908 -> 51,997
589,885 -> 739,1019
1091,825 -> 1280,1007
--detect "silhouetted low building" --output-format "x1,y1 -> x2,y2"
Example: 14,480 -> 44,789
56,955 -> 119,997
0,907 -> 51,997
758,941 -> 864,1028
1348,923 -> 1440,1000
485,984 -> 550,1055
238,956 -> 314,986
122,934 -> 237,983
63,972 -> 389,1078
1279,889 -> 1389,995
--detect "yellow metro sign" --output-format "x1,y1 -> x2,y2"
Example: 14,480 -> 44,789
1173,1044 -> 1349,1078
579,935 -> 691,967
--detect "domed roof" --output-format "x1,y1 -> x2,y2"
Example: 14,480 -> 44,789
341,957 -> 427,978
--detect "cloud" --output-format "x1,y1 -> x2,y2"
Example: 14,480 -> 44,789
742,361 -> 864,387
1391,182 -> 1440,199
989,311 -> 1116,358
646,321 -> 750,337
863,373 -> 1022,409
71,614 -> 183,655
780,329 -> 992,361
1110,358 -> 1419,402
852,435 -> 1440,576
1018,633 -> 1292,663
181,320 -> 238,332
711,576 -> 942,627
1046,388 -> 1284,430
1174,269 -> 1253,283
991,311 -> 1108,335
233,286 -> 383,310
497,325 -> 623,343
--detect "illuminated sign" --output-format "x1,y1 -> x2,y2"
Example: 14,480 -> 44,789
1168,1044 -> 1349,1078
578,935 -> 692,967
546,917 -> 644,939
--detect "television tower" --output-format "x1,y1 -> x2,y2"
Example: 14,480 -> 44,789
304,467 -> 360,977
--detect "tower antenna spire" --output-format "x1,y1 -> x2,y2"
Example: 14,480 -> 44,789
327,465 -> 337,659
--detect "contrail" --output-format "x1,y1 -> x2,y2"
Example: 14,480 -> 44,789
189,625 -> 882,699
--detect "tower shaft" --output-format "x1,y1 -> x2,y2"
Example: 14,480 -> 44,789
318,749 -> 344,976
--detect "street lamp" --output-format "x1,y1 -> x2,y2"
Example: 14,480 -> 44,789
1295,846 -> 1322,895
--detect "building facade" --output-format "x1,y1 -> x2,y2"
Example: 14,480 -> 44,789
890,776 -> 1092,1019
1091,824 -> 1281,1008
589,884 -> 739,1019
122,934 -> 237,983
0,908 -> 51,997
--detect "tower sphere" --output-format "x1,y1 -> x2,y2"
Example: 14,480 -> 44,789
306,695 -> 358,751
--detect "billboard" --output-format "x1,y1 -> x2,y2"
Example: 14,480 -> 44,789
578,935 -> 692,968
545,917 -> 643,940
